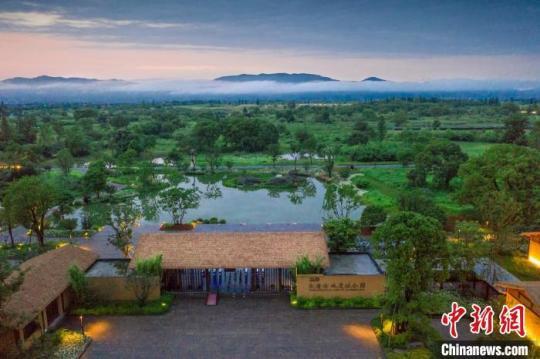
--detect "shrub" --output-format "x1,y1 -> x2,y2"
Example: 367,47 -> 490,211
127,255 -> 163,306
323,218 -> 359,252
68,265 -> 90,305
360,205 -> 387,227
73,293 -> 174,316
294,255 -> 325,274
291,294 -> 384,309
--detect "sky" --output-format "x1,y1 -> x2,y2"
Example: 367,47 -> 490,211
0,0 -> 539,81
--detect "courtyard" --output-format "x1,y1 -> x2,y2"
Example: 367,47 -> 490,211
65,296 -> 383,359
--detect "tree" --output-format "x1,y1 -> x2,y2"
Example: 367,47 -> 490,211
223,117 -> 279,152
410,140 -> 467,189
4,176 -> 56,246
127,255 -> 162,306
502,115 -> 528,146
56,148 -> 75,175
323,183 -> 362,219
0,105 -> 12,149
376,117 -> 387,141
457,145 -> 540,251
359,205 -> 387,228
288,140 -> 302,171
159,186 -> 201,224
323,218 -> 359,252
347,120 -> 372,145
449,221 -> 491,294
266,143 -> 281,168
108,201 -> 142,257
529,120 -> 540,149
373,212 -> 449,334
0,195 -> 17,247
320,145 -> 339,178
398,190 -> 447,224
295,129 -> 317,164
68,265 -> 90,305
83,161 -> 108,199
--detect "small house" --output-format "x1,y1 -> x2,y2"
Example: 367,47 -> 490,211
0,245 -> 97,355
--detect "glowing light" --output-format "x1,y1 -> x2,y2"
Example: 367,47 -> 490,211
85,321 -> 111,340
161,302 -> 166,307
529,256 -> 540,267
342,324 -> 379,347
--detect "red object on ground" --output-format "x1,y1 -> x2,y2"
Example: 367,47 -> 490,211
206,292 -> 218,306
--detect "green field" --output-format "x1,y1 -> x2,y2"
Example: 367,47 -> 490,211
352,167 -> 470,215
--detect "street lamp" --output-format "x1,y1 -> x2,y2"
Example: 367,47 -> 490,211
79,315 -> 85,338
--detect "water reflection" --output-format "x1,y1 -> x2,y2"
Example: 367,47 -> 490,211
70,175 -> 363,227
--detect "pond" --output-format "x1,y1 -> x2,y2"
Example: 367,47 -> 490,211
68,176 -> 364,227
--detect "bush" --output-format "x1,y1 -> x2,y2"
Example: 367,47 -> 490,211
398,190 -> 447,224
323,218 -> 359,252
291,294 -> 384,309
73,293 -> 174,316
68,265 -> 90,305
360,205 -> 387,227
294,255 -> 325,274
127,255 -> 163,306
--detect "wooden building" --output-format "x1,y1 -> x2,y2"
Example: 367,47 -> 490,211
496,281 -> 540,345
523,232 -> 540,267
0,245 -> 97,356
130,231 -> 329,294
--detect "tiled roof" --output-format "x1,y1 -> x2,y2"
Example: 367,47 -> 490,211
131,231 -> 329,269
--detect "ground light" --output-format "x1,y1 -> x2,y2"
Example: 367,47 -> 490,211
80,315 -> 85,338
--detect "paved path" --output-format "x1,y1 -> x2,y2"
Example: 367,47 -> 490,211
65,296 -> 383,359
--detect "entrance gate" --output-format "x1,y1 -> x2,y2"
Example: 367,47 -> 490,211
163,268 -> 294,293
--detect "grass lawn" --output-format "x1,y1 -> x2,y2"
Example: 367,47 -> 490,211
494,254 -> 540,281
352,167 -> 469,215
456,141 -> 495,157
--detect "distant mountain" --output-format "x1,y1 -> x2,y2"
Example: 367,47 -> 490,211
362,76 -> 386,82
2,75 -> 122,85
214,73 -> 338,83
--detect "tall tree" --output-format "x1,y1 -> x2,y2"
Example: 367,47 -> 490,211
410,140 -> 467,189
56,148 -> 75,175
320,145 -> 339,178
4,176 -> 57,246
158,186 -> 201,224
376,116 -> 387,141
449,221 -> 491,294
108,201 -> 142,257
373,212 -> 449,334
323,183 -> 362,219
347,120 -> 372,145
502,115 -> 528,146
83,161 -> 108,199
458,144 -> 540,251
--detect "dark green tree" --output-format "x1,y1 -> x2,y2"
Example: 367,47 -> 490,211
373,212 -> 449,334
502,115 -> 528,146
83,161 -> 108,199
4,176 -> 57,246
323,218 -> 359,252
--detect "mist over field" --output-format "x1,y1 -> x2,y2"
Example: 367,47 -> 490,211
1,78 -> 540,104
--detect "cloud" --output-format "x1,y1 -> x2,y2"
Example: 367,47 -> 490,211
0,11 -> 185,29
